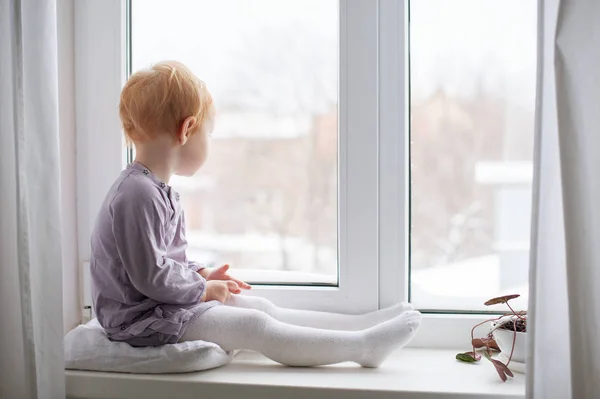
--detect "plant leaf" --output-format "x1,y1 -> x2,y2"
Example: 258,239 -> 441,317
483,353 -> 513,382
504,366 -> 514,378
456,352 -> 481,362
487,338 -> 501,351
484,294 -> 520,306
472,337 -> 500,351
491,360 -> 508,382
491,359 -> 513,382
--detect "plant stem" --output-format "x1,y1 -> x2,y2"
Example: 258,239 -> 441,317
471,316 -> 503,354
506,317 -> 517,367
506,302 -> 526,321
471,319 -> 492,354
488,313 -> 514,335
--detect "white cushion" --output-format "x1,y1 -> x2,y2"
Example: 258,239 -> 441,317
64,319 -> 233,374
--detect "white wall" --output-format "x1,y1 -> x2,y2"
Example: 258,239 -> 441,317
58,0 -> 80,333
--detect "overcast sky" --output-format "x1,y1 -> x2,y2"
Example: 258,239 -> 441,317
132,0 -> 536,109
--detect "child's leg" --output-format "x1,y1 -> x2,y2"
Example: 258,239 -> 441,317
225,295 -> 413,331
180,306 -> 421,367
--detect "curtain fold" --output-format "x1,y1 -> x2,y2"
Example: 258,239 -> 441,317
529,0 -> 600,397
0,0 -> 65,398
554,1 -> 600,397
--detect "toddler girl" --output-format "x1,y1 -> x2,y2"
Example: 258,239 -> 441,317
90,61 -> 421,367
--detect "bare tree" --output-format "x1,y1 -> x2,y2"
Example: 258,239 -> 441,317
410,82 -> 535,269
216,23 -> 337,271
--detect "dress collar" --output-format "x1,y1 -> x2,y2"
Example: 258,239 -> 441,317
128,162 -> 170,192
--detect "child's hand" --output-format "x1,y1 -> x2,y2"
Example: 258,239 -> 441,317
206,264 -> 252,290
202,280 -> 241,303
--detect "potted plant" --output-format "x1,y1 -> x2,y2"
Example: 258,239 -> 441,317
455,294 -> 527,382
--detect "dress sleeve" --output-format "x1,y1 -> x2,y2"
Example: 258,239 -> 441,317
188,261 -> 206,273
110,187 -> 206,305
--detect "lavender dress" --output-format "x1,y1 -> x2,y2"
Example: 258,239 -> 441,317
90,162 -> 220,346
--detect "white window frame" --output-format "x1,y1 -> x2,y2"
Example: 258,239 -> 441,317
74,0 -> 493,348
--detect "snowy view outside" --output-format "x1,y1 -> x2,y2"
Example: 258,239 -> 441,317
131,0 -> 338,285
410,0 -> 535,310
132,0 -> 535,309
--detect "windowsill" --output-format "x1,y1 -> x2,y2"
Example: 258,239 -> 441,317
65,348 -> 525,399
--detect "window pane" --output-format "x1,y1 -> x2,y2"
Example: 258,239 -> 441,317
131,0 -> 338,285
410,0 -> 536,310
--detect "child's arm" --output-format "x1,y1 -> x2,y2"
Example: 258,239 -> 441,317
111,188 -> 206,305
194,265 -> 210,279
188,260 -> 206,275
202,280 -> 240,302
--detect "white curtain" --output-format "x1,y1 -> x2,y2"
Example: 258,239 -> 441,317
528,0 -> 600,398
0,1 -> 65,398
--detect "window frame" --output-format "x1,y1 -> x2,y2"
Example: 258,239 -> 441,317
75,0 -> 381,315
74,0 -> 496,348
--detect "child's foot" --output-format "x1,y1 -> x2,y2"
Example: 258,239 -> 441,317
358,310 -> 422,368
354,302 -> 414,330
383,302 -> 414,317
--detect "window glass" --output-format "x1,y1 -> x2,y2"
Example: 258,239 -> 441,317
410,0 -> 536,310
131,0 -> 338,285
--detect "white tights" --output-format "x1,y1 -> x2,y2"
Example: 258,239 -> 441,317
180,295 -> 421,367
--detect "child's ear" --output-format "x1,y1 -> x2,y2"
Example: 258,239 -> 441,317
178,116 -> 197,145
